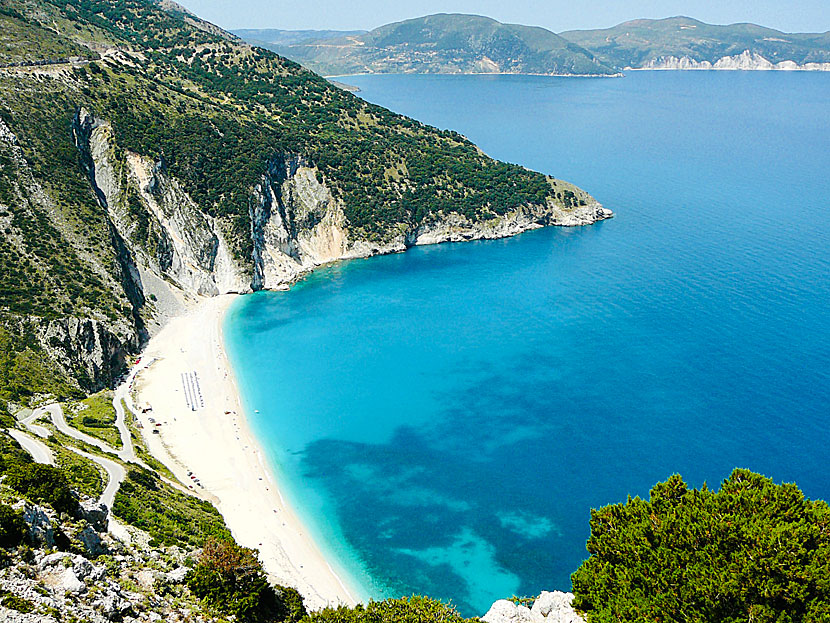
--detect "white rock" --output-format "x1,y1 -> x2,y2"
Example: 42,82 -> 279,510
165,566 -> 189,584
60,568 -> 85,594
482,600 -> 540,623
531,591 -> 585,623
483,593 -> 585,623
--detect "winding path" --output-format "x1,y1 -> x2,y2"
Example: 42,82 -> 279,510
67,447 -> 126,510
7,429 -> 54,465
17,357 -> 196,522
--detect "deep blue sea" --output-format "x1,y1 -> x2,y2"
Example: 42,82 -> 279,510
224,72 -> 830,615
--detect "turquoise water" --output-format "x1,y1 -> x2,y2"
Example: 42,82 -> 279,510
224,72 -> 830,615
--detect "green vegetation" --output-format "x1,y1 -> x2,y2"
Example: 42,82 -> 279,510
3,461 -> 76,514
571,469 -> 830,623
113,467 -> 232,547
0,589 -> 35,613
305,596 -> 475,623
561,17 -> 830,69
0,503 -> 26,548
0,9 -> 97,66
66,391 -> 122,449
187,538 -> 306,623
256,14 -> 616,77
53,446 -> 105,499
0,0 -> 598,400
0,323 -> 80,403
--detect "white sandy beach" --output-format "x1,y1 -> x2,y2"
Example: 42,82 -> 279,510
131,294 -> 358,610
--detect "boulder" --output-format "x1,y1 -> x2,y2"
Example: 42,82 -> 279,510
60,567 -> 85,594
165,567 -> 189,584
482,593 -> 585,623
19,502 -> 54,547
76,524 -> 107,557
530,592 -> 584,623
79,499 -> 109,531
482,600 -> 538,623
94,592 -> 133,620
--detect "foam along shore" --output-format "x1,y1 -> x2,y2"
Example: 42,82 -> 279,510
130,294 -> 359,609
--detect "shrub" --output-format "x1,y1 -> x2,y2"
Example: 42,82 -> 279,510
113,466 -> 231,548
305,596 -> 473,623
186,538 -> 306,623
3,462 -> 76,514
571,469 -> 830,623
0,590 -> 35,613
0,504 -> 26,548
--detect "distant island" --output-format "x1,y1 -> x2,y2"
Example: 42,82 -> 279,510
234,14 -> 830,76
562,16 -> 830,71
233,14 -> 620,77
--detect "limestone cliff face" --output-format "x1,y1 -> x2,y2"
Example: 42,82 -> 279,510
249,155 -> 612,289
36,316 -> 134,390
412,199 -> 611,245
64,109 -> 611,385
637,50 -> 830,71
0,116 -> 137,394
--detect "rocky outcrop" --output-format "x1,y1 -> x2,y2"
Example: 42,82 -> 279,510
77,113 -> 612,299
1,493 -> 203,623
413,200 -> 611,245
483,591 -> 586,623
637,50 -> 830,71
36,315 -> 133,391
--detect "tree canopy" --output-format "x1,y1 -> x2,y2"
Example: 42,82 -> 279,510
571,469 -> 830,623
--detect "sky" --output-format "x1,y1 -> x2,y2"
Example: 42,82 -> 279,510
177,0 -> 830,34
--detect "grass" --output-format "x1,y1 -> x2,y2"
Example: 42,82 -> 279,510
66,391 -> 122,449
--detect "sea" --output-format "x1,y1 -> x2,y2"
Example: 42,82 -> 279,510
224,71 -> 830,615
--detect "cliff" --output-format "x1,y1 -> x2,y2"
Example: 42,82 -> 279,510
0,0 -> 610,403
637,50 -> 830,71
77,109 -> 610,302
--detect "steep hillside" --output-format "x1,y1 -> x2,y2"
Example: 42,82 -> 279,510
0,0 -> 610,403
263,14 -> 619,76
561,17 -> 830,70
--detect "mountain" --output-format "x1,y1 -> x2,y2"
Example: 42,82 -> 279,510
258,14 -> 619,76
232,28 -> 367,48
0,0 -> 609,404
560,17 -> 830,70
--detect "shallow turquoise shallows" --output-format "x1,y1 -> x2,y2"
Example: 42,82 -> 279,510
224,71 -> 830,615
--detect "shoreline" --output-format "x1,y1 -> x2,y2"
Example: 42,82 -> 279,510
130,294 -> 361,610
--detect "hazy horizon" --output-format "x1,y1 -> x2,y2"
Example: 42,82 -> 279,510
178,1 -> 830,35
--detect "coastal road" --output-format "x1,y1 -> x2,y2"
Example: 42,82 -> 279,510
19,411 -> 51,439
18,358 -> 201,520
67,447 -> 126,510
7,429 -> 54,465
20,405 -> 126,509
40,403 -> 122,456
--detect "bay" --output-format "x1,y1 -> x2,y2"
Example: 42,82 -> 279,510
225,71 -> 830,615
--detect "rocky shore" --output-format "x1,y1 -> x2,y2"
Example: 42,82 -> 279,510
483,591 -> 586,623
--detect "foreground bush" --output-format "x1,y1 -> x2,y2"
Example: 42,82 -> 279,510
571,469 -> 830,623
0,504 -> 26,548
187,538 -> 305,623
305,596 -> 473,623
